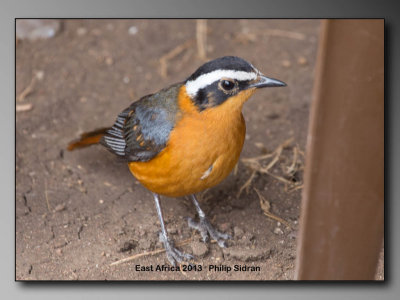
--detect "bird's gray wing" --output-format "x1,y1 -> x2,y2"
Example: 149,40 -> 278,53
100,83 -> 182,162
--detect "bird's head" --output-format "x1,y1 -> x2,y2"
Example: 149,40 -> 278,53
184,56 -> 286,111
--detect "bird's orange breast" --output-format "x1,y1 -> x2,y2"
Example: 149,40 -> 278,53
128,86 -> 255,197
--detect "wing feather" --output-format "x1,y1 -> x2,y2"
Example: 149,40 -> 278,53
100,83 -> 182,162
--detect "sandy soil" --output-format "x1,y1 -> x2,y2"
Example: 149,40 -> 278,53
15,19 -> 383,281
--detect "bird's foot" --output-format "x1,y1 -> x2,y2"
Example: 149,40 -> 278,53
187,216 -> 231,248
158,232 -> 193,266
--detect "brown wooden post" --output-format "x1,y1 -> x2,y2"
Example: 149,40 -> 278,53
295,19 -> 384,280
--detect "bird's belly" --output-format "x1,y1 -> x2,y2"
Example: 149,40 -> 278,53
128,113 -> 246,197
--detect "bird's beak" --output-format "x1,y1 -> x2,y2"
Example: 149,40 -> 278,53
250,75 -> 286,88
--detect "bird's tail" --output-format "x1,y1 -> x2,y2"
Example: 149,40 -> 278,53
67,127 -> 110,151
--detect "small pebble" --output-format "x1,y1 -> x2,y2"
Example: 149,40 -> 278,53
105,57 -> 113,66
128,26 -> 138,35
297,56 -> 308,65
241,232 -> 255,245
35,70 -> 44,80
191,241 -> 208,257
123,76 -> 130,84
54,204 -> 66,212
55,249 -> 63,256
77,27 -> 87,36
254,142 -> 264,149
54,241 -> 67,249
219,222 -> 231,232
282,60 -> 291,68
99,199 -> 104,204
274,227 -> 284,235
288,232 -> 297,240
233,226 -> 244,239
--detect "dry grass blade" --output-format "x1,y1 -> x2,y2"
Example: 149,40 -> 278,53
263,29 -> 306,40
240,137 -> 305,193
286,146 -> 298,176
44,180 -> 51,212
286,184 -> 304,193
198,188 -> 212,203
242,137 -> 293,166
233,162 -> 239,176
16,103 -> 33,112
254,188 -> 291,229
257,188 -> 271,212
196,19 -> 207,60
280,137 -> 295,149
110,237 -> 193,266
262,171 -> 294,185
263,146 -> 282,172
240,137 -> 294,196
237,169 -> 257,198
241,151 -> 275,164
296,144 -> 305,158
17,77 -> 36,102
159,39 -> 194,78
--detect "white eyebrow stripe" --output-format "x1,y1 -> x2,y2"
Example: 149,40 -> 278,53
185,69 -> 257,97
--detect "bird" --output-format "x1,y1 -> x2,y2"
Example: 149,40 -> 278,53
68,56 -> 286,266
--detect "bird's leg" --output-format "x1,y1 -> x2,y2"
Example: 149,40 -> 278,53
153,193 -> 193,266
187,194 -> 231,248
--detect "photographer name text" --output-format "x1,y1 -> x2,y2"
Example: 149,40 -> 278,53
135,264 -> 261,273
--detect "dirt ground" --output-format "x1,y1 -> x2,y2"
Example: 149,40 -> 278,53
15,19 -> 383,281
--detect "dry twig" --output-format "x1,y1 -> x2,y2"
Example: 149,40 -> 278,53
198,188 -> 212,204
240,137 -> 304,195
286,184 -> 304,193
196,19 -> 207,60
159,39 -> 194,78
17,77 -> 36,102
241,137 -> 293,173
16,103 -> 33,112
44,180 -> 51,212
263,29 -> 306,40
237,169 -> 257,198
254,188 -> 291,229
286,146 -> 298,176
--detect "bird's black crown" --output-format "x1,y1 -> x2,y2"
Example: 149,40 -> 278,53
186,56 -> 256,82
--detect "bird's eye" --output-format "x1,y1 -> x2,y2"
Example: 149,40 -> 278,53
220,79 -> 235,91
